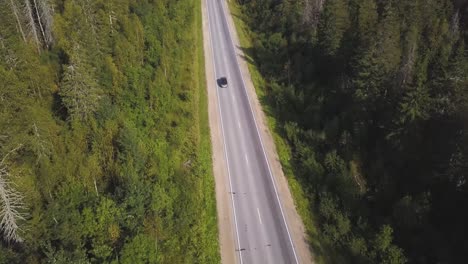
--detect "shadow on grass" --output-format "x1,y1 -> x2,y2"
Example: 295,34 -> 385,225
236,45 -> 256,70
230,12 -> 245,25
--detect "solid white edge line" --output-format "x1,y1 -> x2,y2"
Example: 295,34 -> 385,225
204,1 -> 244,263
218,1 -> 300,263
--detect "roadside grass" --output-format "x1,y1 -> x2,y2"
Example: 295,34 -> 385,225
193,0 -> 221,262
227,2 -> 330,263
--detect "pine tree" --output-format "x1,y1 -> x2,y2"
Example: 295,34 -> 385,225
317,0 -> 350,56
375,2 -> 401,75
356,0 -> 377,47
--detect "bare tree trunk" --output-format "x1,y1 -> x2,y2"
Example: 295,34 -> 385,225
398,42 -> 416,87
32,0 -> 47,48
450,11 -> 460,39
93,177 -> 98,196
109,11 -> 116,33
24,0 -> 41,52
0,145 -> 26,243
37,0 -> 53,46
32,0 -> 53,47
9,0 -> 27,42
302,0 -> 326,32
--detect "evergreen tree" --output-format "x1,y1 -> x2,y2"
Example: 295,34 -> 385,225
238,0 -> 468,262
317,0 -> 350,56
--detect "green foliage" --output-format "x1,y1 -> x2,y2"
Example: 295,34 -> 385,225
119,234 -> 159,264
318,0 -> 350,56
355,0 -> 378,44
59,54 -> 101,120
0,0 -> 219,262
371,225 -> 406,264
398,88 -> 430,124
238,0 -> 468,262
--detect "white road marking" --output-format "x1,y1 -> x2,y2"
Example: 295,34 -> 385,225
257,208 -> 262,225
218,1 -> 299,263
205,2 -> 243,263
245,154 -> 249,165
238,120 -> 241,129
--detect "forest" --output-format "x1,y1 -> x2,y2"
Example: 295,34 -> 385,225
234,0 -> 468,263
0,0 -> 219,263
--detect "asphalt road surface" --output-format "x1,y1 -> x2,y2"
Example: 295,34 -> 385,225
205,0 -> 299,263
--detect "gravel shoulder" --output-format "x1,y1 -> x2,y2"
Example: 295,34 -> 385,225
202,0 -> 237,263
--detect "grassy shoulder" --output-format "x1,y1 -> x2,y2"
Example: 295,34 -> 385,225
193,0 -> 221,262
227,2 -> 329,263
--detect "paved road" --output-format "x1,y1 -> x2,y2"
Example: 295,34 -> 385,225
205,0 -> 298,263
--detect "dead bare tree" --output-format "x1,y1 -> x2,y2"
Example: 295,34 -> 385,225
0,145 -> 26,243
5,50 -> 20,70
109,10 -> 117,33
60,47 -> 101,120
0,28 -> 19,69
23,0 -> 41,52
302,0 -> 326,33
398,42 -> 417,87
33,0 -> 46,47
32,123 -> 50,163
33,0 -> 54,47
17,0 -> 54,51
450,11 -> 460,40
9,0 -> 27,42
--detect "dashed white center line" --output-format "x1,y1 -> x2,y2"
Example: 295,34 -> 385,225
245,154 -> 249,165
238,120 -> 241,129
257,208 -> 262,225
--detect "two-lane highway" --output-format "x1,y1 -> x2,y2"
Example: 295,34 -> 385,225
205,0 -> 298,263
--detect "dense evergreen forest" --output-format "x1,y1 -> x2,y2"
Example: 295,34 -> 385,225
236,0 -> 468,263
0,0 -> 219,263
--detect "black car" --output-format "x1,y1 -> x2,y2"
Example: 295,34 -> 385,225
218,77 -> 228,88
